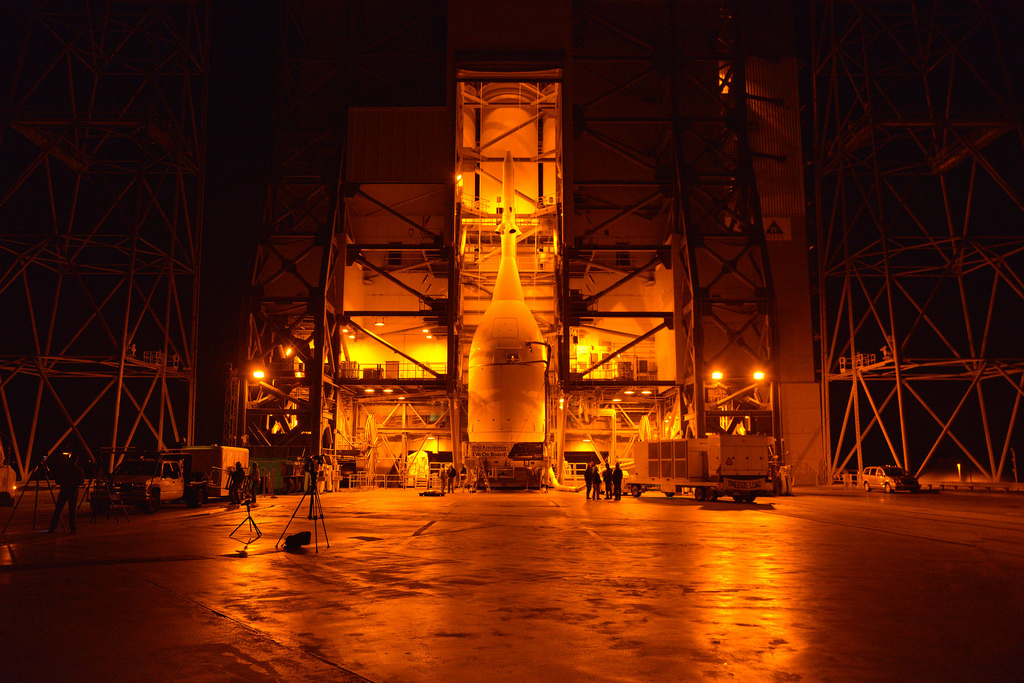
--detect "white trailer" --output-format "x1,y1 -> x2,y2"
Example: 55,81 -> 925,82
171,445 -> 249,505
628,435 -> 775,503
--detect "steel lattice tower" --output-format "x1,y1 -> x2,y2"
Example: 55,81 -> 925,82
812,0 -> 1024,480
0,2 -> 208,476
236,0 -> 818,484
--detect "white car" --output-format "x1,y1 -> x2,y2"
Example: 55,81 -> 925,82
862,465 -> 920,493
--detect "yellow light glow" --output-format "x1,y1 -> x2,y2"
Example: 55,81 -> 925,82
641,390 -> 652,395
624,390 -> 635,395
398,396 -> 406,400
426,335 -> 433,339
383,388 -> 393,393
374,319 -> 384,327
294,371 -> 304,378
753,371 -> 765,381
348,334 -> 355,339
253,370 -> 265,379
364,388 -> 375,393
712,370 -> 723,380
285,347 -> 293,357
422,328 -> 429,333
613,398 -> 622,402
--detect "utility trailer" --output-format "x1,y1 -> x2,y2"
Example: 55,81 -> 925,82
171,445 -> 249,506
628,435 -> 775,503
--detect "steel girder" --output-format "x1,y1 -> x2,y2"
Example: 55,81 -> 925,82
240,1 -> 452,461
566,1 -> 779,444
812,0 -> 1024,480
0,1 -> 207,477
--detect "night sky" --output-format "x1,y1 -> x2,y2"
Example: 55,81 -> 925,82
194,1 -> 278,444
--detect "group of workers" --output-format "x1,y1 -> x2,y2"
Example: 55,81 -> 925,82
436,463 -> 468,492
583,461 -> 623,501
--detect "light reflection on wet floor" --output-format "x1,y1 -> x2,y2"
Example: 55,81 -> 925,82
2,488 -> 1023,682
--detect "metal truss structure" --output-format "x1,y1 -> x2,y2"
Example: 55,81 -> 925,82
0,1 -> 207,477
812,0 -> 1024,480
566,1 -> 779,444
238,1 -> 452,468
239,0 -> 786,479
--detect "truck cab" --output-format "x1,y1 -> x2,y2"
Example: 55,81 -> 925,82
92,457 -> 185,513
0,463 -> 16,507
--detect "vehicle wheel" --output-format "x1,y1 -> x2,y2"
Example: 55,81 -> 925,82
630,485 -> 642,498
732,495 -> 743,502
196,487 -> 207,506
863,481 -> 871,492
708,490 -> 719,502
745,494 -> 757,504
664,492 -> 675,498
884,482 -> 892,494
694,487 -> 706,501
144,488 -> 161,513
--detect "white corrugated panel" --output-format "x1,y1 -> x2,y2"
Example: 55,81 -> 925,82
746,57 -> 806,220
347,108 -> 452,182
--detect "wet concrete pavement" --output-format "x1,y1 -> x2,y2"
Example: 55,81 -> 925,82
3,486 -> 1023,682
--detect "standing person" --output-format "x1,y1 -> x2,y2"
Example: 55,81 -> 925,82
447,464 -> 457,493
438,464 -> 448,493
247,462 -> 260,503
602,462 -> 613,500
583,463 -> 594,500
228,461 -> 245,507
593,464 -> 602,500
613,462 -> 623,500
460,464 -> 468,491
49,452 -> 84,534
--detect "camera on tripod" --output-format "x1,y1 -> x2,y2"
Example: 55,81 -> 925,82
303,453 -> 323,491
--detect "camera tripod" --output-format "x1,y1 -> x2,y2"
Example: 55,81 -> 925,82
229,499 -> 262,545
2,449 -> 129,536
276,480 -> 330,552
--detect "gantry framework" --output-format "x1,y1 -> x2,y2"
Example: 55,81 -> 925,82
0,1 -> 207,476
566,1 -> 780,445
812,0 -> 1024,480
238,0 -> 788,478
237,1 -> 452,468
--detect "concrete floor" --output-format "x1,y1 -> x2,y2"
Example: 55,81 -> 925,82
2,485 -> 1023,682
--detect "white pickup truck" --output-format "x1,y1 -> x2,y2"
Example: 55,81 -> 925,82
89,445 -> 249,513
92,457 -> 186,513
1,463 -> 16,507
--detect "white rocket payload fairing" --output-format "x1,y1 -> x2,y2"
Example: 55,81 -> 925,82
467,152 -> 547,448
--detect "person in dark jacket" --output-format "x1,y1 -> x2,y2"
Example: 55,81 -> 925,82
228,461 -> 246,506
583,463 -> 594,500
613,462 -> 624,500
602,463 -> 613,500
49,452 -> 84,533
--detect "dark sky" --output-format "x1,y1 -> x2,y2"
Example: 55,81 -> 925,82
194,2 -> 279,444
